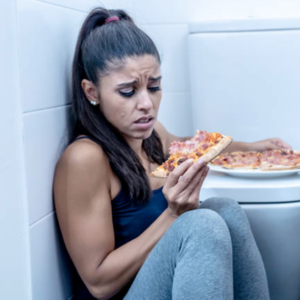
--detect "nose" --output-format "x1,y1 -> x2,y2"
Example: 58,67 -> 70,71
137,90 -> 153,111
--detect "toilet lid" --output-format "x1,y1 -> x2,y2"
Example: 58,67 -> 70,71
200,170 -> 300,203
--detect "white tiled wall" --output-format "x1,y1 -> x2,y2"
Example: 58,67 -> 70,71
30,213 -> 73,300
140,24 -> 190,93
24,106 -> 71,225
18,0 -> 86,112
0,0 -> 31,299
158,93 -> 192,137
3,0 -> 300,299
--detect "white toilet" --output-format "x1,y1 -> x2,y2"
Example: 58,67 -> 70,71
188,18 -> 300,300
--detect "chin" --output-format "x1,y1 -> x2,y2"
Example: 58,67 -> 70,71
136,132 -> 153,140
134,129 -> 154,140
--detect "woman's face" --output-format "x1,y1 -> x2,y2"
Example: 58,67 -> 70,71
98,55 -> 162,142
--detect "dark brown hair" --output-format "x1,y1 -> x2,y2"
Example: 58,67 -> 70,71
70,7 -> 166,204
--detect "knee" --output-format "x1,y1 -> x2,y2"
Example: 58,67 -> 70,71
176,209 -> 232,251
178,208 -> 226,230
201,197 -> 251,235
201,197 -> 242,215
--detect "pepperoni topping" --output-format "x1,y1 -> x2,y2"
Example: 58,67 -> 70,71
168,165 -> 175,171
177,158 -> 188,165
201,143 -> 209,150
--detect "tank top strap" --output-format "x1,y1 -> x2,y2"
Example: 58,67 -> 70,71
73,135 -> 96,142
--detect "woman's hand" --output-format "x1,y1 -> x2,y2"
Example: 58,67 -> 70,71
247,138 -> 293,152
162,159 -> 209,218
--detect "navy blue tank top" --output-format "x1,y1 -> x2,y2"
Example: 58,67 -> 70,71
72,136 -> 168,299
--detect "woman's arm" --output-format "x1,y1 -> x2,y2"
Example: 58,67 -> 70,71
54,141 -> 177,300
219,138 -> 292,152
54,140 -> 207,300
154,121 -> 292,153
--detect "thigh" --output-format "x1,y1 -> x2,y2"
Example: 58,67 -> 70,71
123,217 -> 180,300
124,209 -> 233,300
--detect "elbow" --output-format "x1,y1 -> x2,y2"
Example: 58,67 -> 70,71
88,283 -> 115,300
88,286 -> 107,300
82,265 -> 119,300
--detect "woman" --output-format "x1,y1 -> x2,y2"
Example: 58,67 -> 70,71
54,7 -> 291,300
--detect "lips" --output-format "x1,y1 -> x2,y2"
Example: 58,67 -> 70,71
135,116 -> 154,124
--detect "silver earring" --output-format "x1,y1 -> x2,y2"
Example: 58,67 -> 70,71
90,101 -> 97,106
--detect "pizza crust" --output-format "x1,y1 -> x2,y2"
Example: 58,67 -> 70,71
151,167 -> 169,178
221,165 -> 259,170
260,164 -> 300,171
200,136 -> 232,163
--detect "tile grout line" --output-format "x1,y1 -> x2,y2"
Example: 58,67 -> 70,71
30,0 -> 90,15
29,211 -> 55,228
28,0 -> 191,26
23,104 -> 72,115
23,92 -> 191,115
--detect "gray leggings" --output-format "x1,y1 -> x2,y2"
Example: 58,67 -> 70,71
124,198 -> 270,300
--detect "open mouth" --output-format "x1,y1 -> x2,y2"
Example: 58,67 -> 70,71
135,117 -> 154,124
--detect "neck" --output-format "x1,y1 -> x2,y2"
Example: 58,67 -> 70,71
124,136 -> 144,158
124,136 -> 151,175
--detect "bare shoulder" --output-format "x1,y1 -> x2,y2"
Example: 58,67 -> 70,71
57,138 -> 109,170
54,138 -> 112,207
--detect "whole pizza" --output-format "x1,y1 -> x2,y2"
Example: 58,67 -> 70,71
211,149 -> 300,171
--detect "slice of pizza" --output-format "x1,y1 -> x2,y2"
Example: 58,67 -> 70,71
151,130 -> 232,178
210,151 -> 262,169
260,149 -> 300,171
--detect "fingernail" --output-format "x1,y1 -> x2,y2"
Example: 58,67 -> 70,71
187,158 -> 194,163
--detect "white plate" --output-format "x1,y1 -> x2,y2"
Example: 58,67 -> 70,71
208,164 -> 300,179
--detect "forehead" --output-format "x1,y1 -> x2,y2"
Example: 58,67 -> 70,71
103,55 -> 161,84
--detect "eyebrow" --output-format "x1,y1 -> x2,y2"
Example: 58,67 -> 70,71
149,76 -> 162,82
117,76 -> 162,87
117,80 -> 137,88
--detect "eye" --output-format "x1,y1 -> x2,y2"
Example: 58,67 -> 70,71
148,86 -> 161,92
119,89 -> 135,98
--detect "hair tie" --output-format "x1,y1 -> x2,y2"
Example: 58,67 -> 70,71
105,16 -> 120,24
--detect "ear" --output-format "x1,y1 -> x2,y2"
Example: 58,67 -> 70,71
81,79 -> 100,104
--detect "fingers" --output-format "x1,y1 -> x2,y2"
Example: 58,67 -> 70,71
190,166 -> 209,202
266,141 -> 281,150
164,158 -> 194,189
180,165 -> 209,210
175,159 -> 207,192
271,138 -> 293,150
184,165 -> 208,195
252,138 -> 293,152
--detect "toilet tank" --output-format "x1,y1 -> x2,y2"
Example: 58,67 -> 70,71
188,19 -> 300,149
